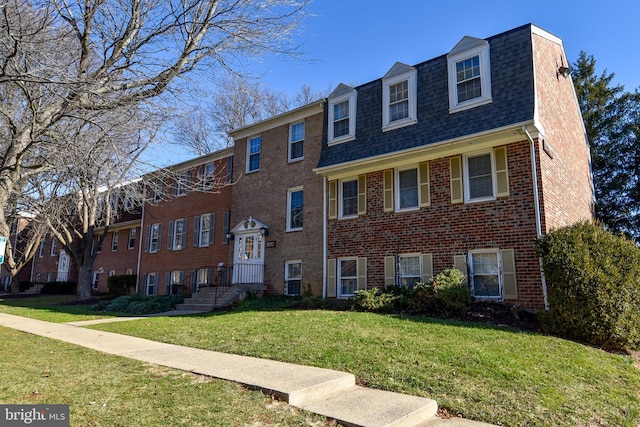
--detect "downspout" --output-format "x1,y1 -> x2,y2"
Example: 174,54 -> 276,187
522,125 -> 549,310
322,176 -> 327,299
135,185 -> 146,294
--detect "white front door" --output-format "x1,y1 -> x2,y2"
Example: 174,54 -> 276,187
230,217 -> 268,285
233,232 -> 264,284
57,250 -> 70,281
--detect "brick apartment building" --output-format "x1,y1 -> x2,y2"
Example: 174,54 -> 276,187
137,149 -> 234,296
22,24 -> 593,310
229,101 -> 325,296
315,24 -> 593,310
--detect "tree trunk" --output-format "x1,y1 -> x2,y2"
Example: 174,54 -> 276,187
10,276 -> 21,296
77,263 -> 94,301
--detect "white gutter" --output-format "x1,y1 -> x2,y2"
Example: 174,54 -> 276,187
522,125 -> 549,310
322,176 -> 327,299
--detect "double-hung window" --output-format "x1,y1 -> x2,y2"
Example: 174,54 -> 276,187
328,85 -> 357,143
247,136 -> 261,172
169,218 -> 187,251
128,228 -> 136,249
382,64 -> 417,131
168,270 -> 184,295
285,261 -> 302,295
149,223 -> 161,253
469,250 -> 501,298
289,122 -> 304,161
447,40 -> 492,112
194,213 -> 214,247
451,147 -> 508,204
111,232 -> 118,251
396,167 -> 419,211
287,187 -> 303,231
338,258 -> 358,297
197,268 -> 211,288
173,170 -> 191,196
150,180 -> 165,203
465,152 -> 494,201
146,272 -> 158,295
200,162 -> 215,190
340,179 -> 358,218
399,254 -> 421,287
50,237 -> 57,255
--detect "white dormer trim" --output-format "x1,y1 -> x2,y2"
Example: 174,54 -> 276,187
328,84 -> 357,145
447,37 -> 492,113
382,62 -> 417,132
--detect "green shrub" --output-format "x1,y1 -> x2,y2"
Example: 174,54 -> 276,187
107,274 -> 137,296
536,221 -> 640,350
92,294 -> 184,315
351,287 -> 398,312
428,268 -> 473,317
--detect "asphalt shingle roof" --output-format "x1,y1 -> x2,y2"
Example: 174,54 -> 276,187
317,24 -> 536,169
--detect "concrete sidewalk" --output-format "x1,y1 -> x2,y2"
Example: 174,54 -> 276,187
0,312 -> 496,427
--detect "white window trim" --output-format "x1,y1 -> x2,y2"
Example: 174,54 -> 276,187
463,150 -> 497,203
246,135 -> 261,173
382,70 -> 417,132
338,178 -> 359,219
398,253 -> 422,287
337,257 -> 359,297
171,218 -> 187,251
128,228 -> 136,250
146,272 -> 158,295
92,271 -> 100,290
111,232 -> 118,251
201,162 -> 216,190
394,165 -> 421,212
468,249 -> 502,299
447,44 -> 492,113
328,91 -> 357,144
198,214 -> 212,248
285,260 -> 302,295
174,170 -> 190,196
149,223 -> 161,253
286,186 -> 304,232
50,237 -> 57,256
288,121 -> 305,162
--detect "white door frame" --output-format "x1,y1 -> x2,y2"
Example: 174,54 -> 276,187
230,217 -> 268,285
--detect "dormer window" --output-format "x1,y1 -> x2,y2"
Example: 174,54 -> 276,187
328,84 -> 357,144
447,37 -> 492,113
382,63 -> 417,131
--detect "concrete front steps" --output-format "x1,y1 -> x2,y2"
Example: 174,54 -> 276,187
175,285 -> 241,311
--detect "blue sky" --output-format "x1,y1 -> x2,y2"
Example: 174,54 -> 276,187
257,0 -> 640,97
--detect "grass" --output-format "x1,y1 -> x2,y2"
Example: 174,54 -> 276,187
2,295 -> 640,426
0,326 -> 331,426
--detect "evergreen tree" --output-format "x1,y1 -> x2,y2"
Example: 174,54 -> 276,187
573,52 -> 640,240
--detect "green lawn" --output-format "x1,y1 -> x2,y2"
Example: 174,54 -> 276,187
1,295 -> 639,426
0,325 -> 331,426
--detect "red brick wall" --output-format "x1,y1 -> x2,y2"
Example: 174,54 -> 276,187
327,141 -> 547,309
140,155 -> 233,295
532,31 -> 594,231
92,225 -> 141,293
232,110 -> 325,296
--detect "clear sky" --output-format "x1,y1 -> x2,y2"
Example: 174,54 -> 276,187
256,0 -> 640,97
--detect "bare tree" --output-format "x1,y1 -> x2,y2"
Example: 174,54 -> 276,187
172,75 -> 328,155
0,0 -> 311,298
